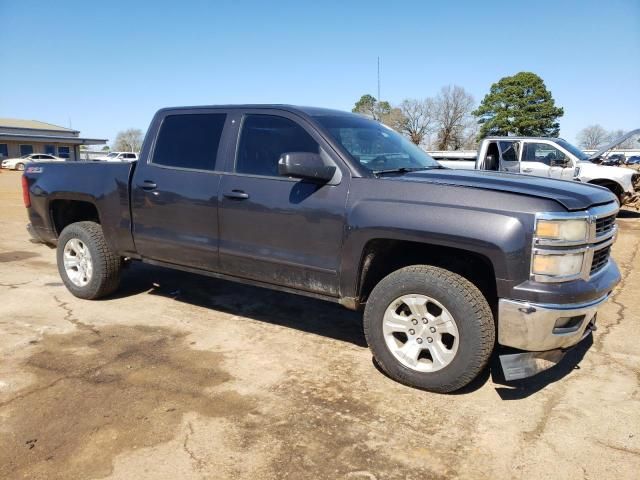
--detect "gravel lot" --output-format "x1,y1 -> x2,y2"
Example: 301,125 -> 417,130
1,169 -> 639,479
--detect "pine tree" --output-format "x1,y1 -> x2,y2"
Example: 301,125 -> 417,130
473,72 -> 564,138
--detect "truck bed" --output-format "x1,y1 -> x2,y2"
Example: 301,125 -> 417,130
24,161 -> 137,254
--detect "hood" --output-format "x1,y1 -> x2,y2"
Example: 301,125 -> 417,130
578,161 -> 634,179
588,128 -> 640,160
388,169 -> 615,211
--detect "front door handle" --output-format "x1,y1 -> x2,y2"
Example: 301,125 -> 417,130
138,180 -> 157,191
224,190 -> 250,200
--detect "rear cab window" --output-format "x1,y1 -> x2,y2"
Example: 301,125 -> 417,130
152,113 -> 227,171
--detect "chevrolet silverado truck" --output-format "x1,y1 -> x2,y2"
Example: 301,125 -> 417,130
23,105 -> 621,392
434,136 -> 640,206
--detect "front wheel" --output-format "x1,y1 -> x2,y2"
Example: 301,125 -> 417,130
15,163 -> 25,171
56,221 -> 121,299
364,265 -> 495,393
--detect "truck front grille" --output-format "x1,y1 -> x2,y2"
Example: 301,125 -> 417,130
590,246 -> 611,274
595,215 -> 616,237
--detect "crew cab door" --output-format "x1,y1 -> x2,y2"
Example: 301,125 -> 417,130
521,141 -> 573,179
131,109 -> 232,269
498,141 -> 520,172
217,110 -> 349,296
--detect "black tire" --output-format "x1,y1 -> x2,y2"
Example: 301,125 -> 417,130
364,265 -> 495,393
56,221 -> 121,299
15,163 -> 25,171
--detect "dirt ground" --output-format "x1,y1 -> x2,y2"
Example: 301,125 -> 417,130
0,169 -> 639,479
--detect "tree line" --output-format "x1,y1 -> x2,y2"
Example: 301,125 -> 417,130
352,87 -> 478,150
353,71 -> 634,151
108,72 -> 635,153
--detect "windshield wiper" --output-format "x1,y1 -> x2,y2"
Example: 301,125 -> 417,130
373,166 -> 444,176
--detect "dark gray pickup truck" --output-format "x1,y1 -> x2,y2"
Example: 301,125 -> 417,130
23,105 -> 621,392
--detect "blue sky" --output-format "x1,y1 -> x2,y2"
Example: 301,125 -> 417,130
1,0 -> 638,147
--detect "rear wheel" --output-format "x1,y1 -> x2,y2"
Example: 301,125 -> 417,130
56,221 -> 121,299
364,265 -> 495,393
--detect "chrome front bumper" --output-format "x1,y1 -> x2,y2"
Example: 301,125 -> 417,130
498,295 -> 609,351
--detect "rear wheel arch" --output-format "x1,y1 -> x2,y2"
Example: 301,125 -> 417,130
49,198 -> 101,236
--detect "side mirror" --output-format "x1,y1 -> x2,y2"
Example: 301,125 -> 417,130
278,152 -> 336,182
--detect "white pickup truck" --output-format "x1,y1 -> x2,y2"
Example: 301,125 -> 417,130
433,135 -> 640,206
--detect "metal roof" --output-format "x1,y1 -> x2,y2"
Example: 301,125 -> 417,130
0,117 -> 79,133
0,133 -> 106,145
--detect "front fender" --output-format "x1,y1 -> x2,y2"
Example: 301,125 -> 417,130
338,199 -> 532,298
578,165 -> 634,193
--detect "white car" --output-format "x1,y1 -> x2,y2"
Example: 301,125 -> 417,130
1,154 -> 65,171
94,152 -> 138,162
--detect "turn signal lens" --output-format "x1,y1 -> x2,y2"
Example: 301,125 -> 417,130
535,219 -> 588,242
532,252 -> 584,277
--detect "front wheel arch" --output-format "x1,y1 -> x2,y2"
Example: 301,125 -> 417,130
587,179 -> 624,202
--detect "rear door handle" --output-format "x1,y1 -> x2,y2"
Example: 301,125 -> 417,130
138,180 -> 157,191
224,190 -> 249,200
522,168 -> 533,173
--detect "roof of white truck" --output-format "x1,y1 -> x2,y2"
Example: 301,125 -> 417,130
484,136 -> 563,141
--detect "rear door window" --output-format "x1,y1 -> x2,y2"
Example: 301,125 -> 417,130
499,141 -> 518,162
152,113 -> 227,170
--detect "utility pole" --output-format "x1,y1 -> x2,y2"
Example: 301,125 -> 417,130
377,56 -> 381,101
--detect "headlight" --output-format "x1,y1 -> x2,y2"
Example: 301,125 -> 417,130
532,252 -> 584,277
535,219 -> 588,242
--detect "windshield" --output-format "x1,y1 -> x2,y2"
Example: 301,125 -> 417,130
556,139 -> 590,161
106,152 -> 118,158
313,114 -> 439,172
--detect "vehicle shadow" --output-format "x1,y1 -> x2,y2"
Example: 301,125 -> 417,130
111,262 -> 367,348
111,262 -> 591,398
489,336 -> 593,400
618,209 -> 640,219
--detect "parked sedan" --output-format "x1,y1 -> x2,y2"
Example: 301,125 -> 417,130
1,154 -> 65,171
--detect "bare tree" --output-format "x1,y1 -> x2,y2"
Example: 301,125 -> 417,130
607,129 -> 639,149
460,121 -> 480,150
397,99 -> 435,145
114,128 -> 144,152
433,86 -> 475,150
577,125 -> 609,149
379,107 -> 406,131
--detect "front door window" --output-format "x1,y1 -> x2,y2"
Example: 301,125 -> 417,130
522,143 -> 567,166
